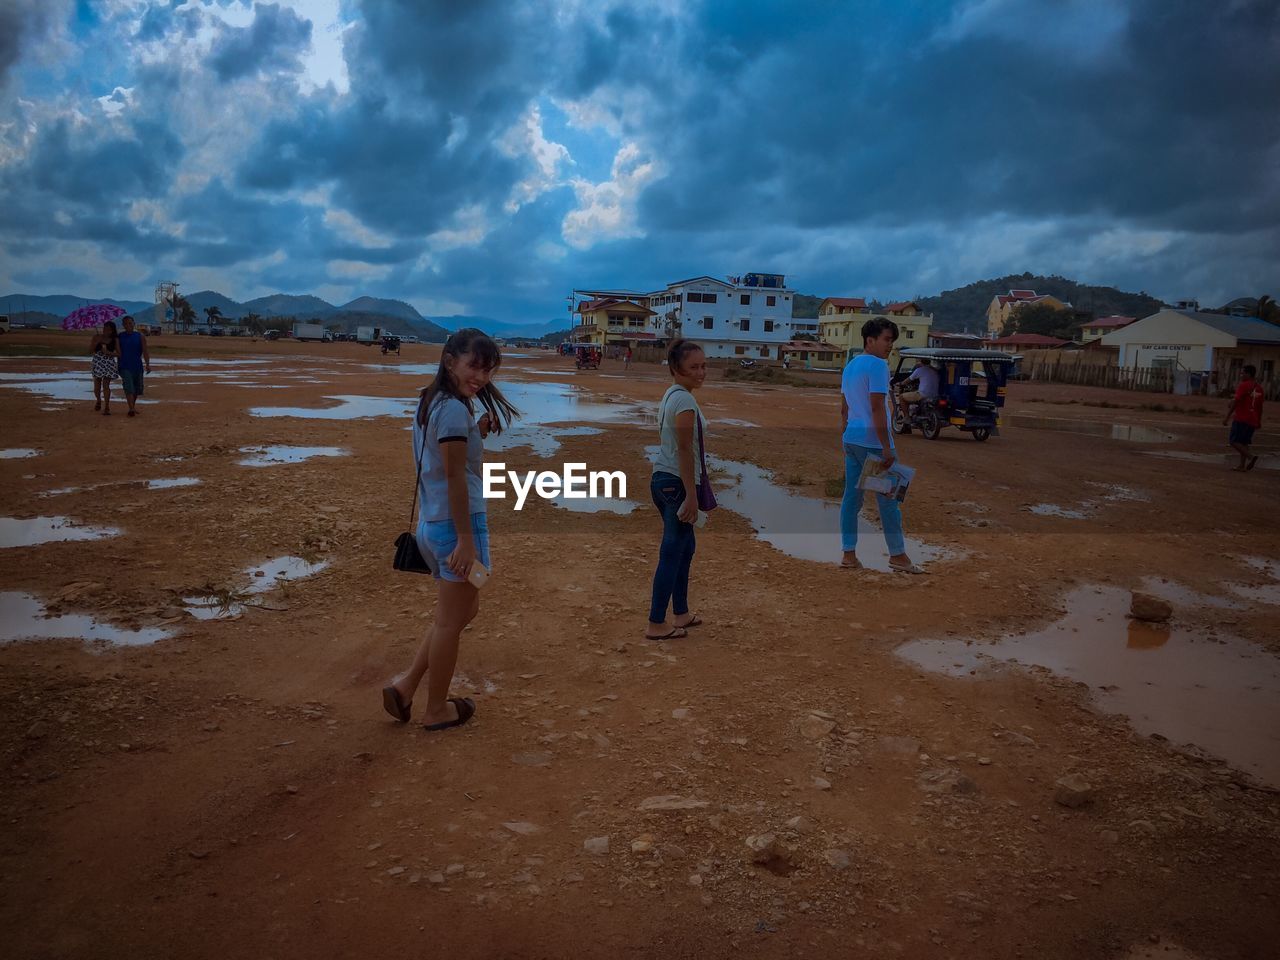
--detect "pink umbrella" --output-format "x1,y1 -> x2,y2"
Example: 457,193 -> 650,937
62,303 -> 127,331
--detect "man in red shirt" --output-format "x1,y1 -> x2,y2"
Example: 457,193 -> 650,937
1223,364 -> 1264,471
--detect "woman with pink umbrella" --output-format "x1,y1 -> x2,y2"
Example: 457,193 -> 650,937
65,304 -> 126,414
89,320 -> 120,414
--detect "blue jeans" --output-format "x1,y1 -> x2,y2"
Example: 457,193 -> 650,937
840,443 -> 906,556
648,472 -> 696,623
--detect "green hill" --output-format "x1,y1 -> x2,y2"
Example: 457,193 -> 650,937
915,273 -> 1165,333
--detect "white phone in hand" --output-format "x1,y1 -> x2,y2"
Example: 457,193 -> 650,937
467,560 -> 490,589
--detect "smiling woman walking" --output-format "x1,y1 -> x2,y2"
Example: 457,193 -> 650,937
646,338 -> 712,640
383,329 -> 518,731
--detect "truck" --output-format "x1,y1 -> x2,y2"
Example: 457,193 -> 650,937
356,325 -> 384,345
293,321 -> 331,342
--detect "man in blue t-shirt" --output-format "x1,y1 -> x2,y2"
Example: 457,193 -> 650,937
117,315 -> 151,417
839,317 -> 923,574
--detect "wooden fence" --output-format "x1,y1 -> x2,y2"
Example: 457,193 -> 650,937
1015,348 -> 1280,399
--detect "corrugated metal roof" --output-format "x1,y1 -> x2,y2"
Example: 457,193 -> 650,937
1174,310 -> 1280,344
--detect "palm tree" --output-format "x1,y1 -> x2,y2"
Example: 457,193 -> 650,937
242,312 -> 265,335
204,305 -> 223,327
1254,295 -> 1278,326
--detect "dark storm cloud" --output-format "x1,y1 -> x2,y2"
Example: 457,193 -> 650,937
135,2 -> 202,42
209,2 -> 313,81
3,0 -> 1277,311
638,0 -> 1280,235
0,0 -> 66,89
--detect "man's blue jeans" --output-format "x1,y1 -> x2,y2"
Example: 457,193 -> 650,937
649,471 -> 695,623
840,443 -> 906,556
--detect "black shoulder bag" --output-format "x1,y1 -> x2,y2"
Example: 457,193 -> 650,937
393,406 -> 438,575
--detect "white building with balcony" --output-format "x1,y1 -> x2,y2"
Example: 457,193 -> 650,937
644,272 -> 808,360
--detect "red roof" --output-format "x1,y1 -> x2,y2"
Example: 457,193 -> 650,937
884,301 -> 919,314
579,297 -> 653,315
1082,315 -> 1135,328
1009,289 -> 1038,298
990,333 -> 1070,347
823,297 -> 866,309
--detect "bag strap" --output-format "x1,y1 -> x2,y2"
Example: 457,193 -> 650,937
664,385 -> 709,478
409,396 -> 429,525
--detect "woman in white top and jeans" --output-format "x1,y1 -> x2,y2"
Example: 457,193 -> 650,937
383,329 -> 518,731
646,339 -> 709,640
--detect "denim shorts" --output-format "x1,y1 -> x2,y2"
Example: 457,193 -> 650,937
120,368 -> 145,395
417,512 -> 490,582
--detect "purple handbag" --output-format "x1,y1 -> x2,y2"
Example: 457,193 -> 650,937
694,408 -> 717,513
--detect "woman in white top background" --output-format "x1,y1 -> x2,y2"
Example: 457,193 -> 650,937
646,339 -> 709,640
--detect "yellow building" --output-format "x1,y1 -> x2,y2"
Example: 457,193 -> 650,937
1078,315 -> 1135,343
986,289 -> 1070,336
571,297 -> 656,348
818,299 -> 933,370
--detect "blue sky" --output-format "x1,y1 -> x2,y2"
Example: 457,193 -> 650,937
1,0 -> 1277,322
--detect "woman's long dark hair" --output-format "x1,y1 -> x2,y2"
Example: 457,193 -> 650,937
417,328 -> 518,434
101,320 -> 119,351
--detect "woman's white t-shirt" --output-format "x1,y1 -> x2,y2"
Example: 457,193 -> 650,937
652,385 -> 707,482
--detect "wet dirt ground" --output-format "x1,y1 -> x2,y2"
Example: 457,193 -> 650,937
2,331 -> 1278,960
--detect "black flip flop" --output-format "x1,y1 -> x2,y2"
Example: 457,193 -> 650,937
423,696 -> 475,732
382,685 -> 412,723
1246,455 -> 1259,471
644,626 -> 688,641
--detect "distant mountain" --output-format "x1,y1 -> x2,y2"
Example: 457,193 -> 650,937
340,297 -> 423,323
186,290 -> 247,318
1,293 -> 152,318
241,293 -> 336,318
429,315 -> 568,339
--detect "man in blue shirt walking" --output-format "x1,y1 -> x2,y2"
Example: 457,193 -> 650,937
118,315 -> 151,417
839,317 -> 924,574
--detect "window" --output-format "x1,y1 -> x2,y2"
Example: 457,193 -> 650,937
735,345 -> 746,355
740,294 -> 750,306
764,320 -> 774,332
703,293 -> 717,303
759,346 -> 769,357
820,352 -> 833,361
687,292 -> 702,303
740,318 -> 750,332
906,329 -> 914,339
702,316 -> 713,330
1263,360 -> 1274,380
766,296 -> 776,307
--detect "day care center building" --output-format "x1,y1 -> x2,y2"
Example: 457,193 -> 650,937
1101,308 -> 1280,393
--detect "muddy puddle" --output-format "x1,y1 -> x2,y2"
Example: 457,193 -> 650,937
1,448 -> 41,459
1027,482 -> 1148,520
238,445 -> 349,467
896,584 -> 1280,786
249,395 -> 416,419
0,591 -> 174,647
1,516 -> 120,547
183,555 -> 330,620
705,456 -> 949,572
1007,414 -> 1175,443
0,373 -> 158,404
40,478 -> 201,497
